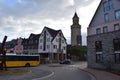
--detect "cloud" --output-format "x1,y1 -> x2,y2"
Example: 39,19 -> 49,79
0,0 -> 101,45
74,0 -> 97,7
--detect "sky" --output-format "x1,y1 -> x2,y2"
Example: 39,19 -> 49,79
0,0 -> 101,45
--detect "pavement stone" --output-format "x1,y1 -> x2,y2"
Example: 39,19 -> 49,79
78,62 -> 120,80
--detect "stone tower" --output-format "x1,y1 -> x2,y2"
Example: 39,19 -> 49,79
71,12 -> 82,46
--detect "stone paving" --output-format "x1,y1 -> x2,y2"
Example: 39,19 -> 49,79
78,61 -> 120,80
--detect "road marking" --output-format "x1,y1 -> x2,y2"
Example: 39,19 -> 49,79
32,71 -> 54,80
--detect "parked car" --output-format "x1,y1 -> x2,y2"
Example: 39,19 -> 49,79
59,59 -> 71,64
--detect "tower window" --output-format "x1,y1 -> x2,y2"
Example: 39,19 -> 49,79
77,35 -> 81,45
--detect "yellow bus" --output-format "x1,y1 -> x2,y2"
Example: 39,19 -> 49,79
0,54 -> 40,67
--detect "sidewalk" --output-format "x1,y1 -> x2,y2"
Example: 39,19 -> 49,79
78,62 -> 120,80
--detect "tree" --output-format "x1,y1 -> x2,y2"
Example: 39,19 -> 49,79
67,46 -> 87,61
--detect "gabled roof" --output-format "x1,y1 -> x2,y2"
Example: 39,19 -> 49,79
45,27 -> 60,39
44,27 -> 66,42
88,0 -> 102,27
29,33 -> 41,39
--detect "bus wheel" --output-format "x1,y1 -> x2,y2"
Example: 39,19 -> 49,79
25,63 -> 30,67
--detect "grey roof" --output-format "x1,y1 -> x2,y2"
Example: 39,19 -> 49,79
45,27 -> 60,39
44,27 -> 67,42
29,33 -> 41,39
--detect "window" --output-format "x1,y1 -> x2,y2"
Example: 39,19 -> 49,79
53,45 -> 57,49
47,45 -> 50,49
47,38 -> 50,42
59,33 -> 62,37
77,35 -> 81,44
40,39 -> 42,43
96,54 -> 103,63
40,46 -> 42,49
103,26 -> 108,33
104,13 -> 109,22
62,40 -> 64,43
108,0 -> 113,9
114,53 -> 120,64
41,34 -> 43,37
63,47 -> 66,50
103,1 -> 109,12
113,38 -> 120,51
35,40 -> 38,43
95,41 -> 102,52
115,10 -> 120,20
114,24 -> 120,31
96,28 -> 101,34
56,38 -> 58,42
103,0 -> 113,12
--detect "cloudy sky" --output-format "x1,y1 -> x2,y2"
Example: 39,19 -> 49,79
0,0 -> 101,45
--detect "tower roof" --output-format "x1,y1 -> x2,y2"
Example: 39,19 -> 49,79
73,12 -> 79,18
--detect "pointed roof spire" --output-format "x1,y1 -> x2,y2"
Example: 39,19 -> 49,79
73,12 -> 79,18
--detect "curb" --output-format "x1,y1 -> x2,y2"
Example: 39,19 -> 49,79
78,68 -> 97,80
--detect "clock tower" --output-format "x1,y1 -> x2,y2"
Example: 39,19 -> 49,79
71,12 -> 82,46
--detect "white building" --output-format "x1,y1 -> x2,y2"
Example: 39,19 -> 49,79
38,27 -> 67,62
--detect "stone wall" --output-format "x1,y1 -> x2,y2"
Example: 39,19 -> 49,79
87,30 -> 120,70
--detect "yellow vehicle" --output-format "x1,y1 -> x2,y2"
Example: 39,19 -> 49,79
0,54 -> 40,67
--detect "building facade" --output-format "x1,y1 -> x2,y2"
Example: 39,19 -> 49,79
71,12 -> 82,46
87,0 -> 120,70
3,27 -> 67,63
14,38 -> 23,54
4,34 -> 40,54
38,27 -> 67,62
23,33 -> 40,54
